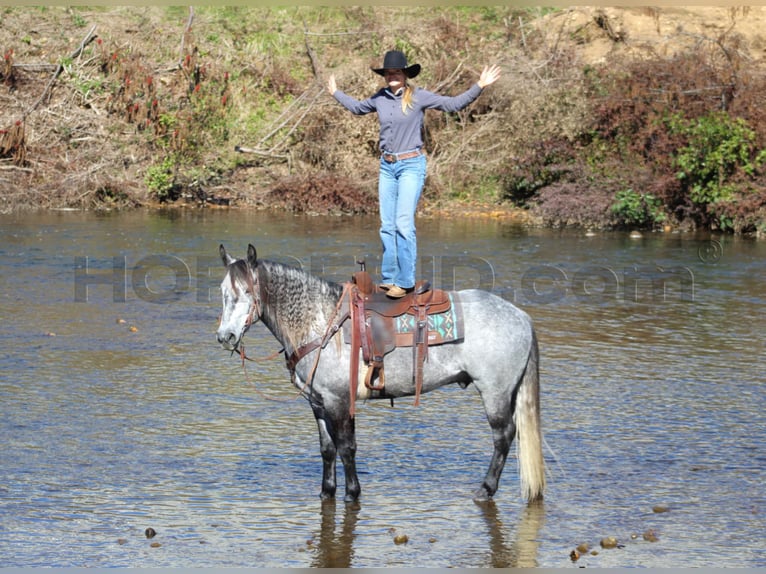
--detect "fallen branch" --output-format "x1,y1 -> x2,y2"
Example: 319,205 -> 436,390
24,24 -> 98,119
234,145 -> 291,165
0,165 -> 34,172
11,63 -> 59,73
235,84 -> 324,161
255,87 -> 315,147
303,30 -> 375,37
268,87 -> 324,151
303,21 -> 320,79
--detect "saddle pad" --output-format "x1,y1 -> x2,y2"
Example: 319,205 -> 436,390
393,292 -> 463,345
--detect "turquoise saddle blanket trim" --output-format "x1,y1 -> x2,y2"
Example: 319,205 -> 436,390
393,292 -> 462,342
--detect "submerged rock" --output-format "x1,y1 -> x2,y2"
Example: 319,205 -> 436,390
393,533 -> 409,545
600,536 -> 618,549
569,549 -> 580,562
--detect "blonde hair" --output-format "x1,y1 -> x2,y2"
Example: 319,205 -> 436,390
402,82 -> 415,114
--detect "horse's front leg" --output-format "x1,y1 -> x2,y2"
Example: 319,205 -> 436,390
311,401 -> 338,500
335,412 -> 361,502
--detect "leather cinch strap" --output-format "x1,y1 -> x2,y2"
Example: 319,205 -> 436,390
412,290 -> 432,406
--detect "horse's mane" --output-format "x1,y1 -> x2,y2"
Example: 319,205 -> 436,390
230,257 -> 345,351
262,259 -> 344,297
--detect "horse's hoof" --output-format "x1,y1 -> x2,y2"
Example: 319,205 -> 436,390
319,491 -> 336,501
472,487 -> 493,502
343,492 -> 360,503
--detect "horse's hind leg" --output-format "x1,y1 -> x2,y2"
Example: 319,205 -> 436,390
475,330 -> 545,502
474,404 -> 517,501
311,402 -> 338,500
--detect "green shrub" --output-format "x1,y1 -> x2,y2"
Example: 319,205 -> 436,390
664,111 -> 766,230
144,156 -> 176,201
611,188 -> 666,228
669,112 -> 761,206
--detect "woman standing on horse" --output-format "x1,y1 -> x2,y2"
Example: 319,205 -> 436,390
327,50 -> 501,298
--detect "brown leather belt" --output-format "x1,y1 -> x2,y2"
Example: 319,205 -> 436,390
382,150 -> 421,163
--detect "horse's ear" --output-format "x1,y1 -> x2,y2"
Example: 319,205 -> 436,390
220,244 -> 235,267
247,244 -> 258,268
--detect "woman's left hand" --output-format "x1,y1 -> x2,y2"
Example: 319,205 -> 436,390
478,64 -> 501,88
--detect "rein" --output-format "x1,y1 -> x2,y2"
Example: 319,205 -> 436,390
292,281 -> 353,390
237,345 -> 283,363
236,343 -> 300,404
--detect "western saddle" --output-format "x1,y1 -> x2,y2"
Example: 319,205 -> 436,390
284,264 -> 461,417
346,267 -> 457,413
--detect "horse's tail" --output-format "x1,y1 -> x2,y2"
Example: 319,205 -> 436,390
515,328 -> 545,502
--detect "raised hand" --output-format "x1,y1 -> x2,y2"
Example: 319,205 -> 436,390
327,74 -> 337,95
478,64 -> 501,89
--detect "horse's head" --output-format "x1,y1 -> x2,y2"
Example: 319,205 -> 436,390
216,243 -> 261,351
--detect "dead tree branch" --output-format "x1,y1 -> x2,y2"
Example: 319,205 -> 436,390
24,24 -> 98,120
303,21 -> 321,79
235,85 -> 325,163
178,7 -> 195,68
154,7 -> 195,74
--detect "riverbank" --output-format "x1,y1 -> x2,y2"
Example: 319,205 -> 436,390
2,7 -> 765,234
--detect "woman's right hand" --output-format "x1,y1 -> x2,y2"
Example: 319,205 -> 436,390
327,74 -> 337,95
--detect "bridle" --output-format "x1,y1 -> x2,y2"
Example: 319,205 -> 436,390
226,263 -> 282,375
232,262 -> 262,330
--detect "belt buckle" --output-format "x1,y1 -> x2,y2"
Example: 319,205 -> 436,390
383,153 -> 396,163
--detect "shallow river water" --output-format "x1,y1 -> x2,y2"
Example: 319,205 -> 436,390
0,209 -> 763,567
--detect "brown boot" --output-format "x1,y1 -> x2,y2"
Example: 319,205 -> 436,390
386,285 -> 407,298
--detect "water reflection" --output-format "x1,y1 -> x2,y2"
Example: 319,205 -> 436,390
311,500 -> 360,568
477,499 -> 545,568
308,499 -> 544,568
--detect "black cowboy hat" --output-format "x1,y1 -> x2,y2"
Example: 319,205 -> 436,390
372,50 -> 421,79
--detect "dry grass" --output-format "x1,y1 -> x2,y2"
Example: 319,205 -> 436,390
2,6 -> 766,232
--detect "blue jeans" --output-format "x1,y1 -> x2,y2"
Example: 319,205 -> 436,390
378,154 -> 427,289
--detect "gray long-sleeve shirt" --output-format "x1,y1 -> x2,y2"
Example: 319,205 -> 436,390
332,83 -> 484,154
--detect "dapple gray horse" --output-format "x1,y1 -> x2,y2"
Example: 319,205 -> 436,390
216,244 -> 545,503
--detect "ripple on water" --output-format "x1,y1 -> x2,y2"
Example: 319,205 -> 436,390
1,211 -> 764,567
